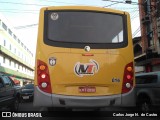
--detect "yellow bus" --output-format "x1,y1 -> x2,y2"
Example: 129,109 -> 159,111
34,6 -> 135,109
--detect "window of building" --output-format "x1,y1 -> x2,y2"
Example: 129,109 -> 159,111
14,62 -> 16,68
19,65 -> 21,70
16,63 -> 18,69
3,57 -> 5,63
9,44 -> 11,50
23,66 -> 25,71
2,22 -> 7,31
13,34 -> 17,40
9,60 -> 11,66
21,42 -> 23,47
8,29 -> 12,36
14,48 -> 16,54
3,40 -> 6,46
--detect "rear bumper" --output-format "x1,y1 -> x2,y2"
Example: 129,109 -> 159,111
33,86 -> 136,107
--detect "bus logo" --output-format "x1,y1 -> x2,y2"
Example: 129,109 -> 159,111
74,60 -> 99,77
51,12 -> 59,20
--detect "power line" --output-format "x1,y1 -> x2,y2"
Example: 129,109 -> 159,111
133,26 -> 142,37
0,6 -> 139,12
0,11 -> 38,14
0,9 -> 39,11
111,7 -> 138,9
129,9 -> 139,13
102,0 -> 125,4
0,1 -> 141,12
0,1 -> 48,6
40,0 -> 84,5
131,11 -> 139,18
14,24 -> 38,29
102,0 -> 140,6
0,1 -> 85,7
131,15 -> 139,20
103,2 -> 119,8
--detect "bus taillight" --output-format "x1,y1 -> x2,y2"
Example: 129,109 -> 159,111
37,60 -> 52,93
122,62 -> 134,94
41,73 -> 46,79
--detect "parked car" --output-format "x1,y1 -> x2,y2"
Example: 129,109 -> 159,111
21,83 -> 34,101
0,74 -> 21,111
135,72 -> 160,111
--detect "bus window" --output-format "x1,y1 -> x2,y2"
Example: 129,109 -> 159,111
47,12 -> 124,44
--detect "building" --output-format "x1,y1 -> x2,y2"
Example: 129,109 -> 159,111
0,14 -> 34,86
134,0 -> 160,73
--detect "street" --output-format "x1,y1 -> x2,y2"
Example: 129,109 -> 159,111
0,101 -> 45,112
19,101 -> 44,111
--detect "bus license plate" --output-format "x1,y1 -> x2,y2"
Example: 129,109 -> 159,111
79,86 -> 96,93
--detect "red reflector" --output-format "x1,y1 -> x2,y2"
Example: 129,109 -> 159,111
82,53 -> 94,56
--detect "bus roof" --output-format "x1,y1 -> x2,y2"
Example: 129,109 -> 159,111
41,6 -> 128,15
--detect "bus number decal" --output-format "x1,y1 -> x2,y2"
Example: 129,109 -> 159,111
74,60 -> 99,77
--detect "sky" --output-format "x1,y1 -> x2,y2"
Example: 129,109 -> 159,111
0,0 -> 140,56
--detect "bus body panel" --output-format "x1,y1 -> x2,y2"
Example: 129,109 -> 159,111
34,86 -> 135,107
47,51 -> 125,96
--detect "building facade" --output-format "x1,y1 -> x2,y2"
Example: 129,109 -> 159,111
134,0 -> 160,73
0,14 -> 34,86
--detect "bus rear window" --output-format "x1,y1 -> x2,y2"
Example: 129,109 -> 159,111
47,11 -> 124,44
